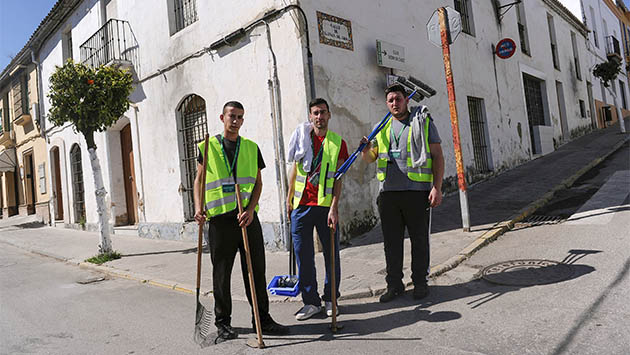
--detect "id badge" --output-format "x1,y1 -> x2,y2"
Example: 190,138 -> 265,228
221,183 -> 236,193
390,149 -> 402,159
308,172 -> 320,186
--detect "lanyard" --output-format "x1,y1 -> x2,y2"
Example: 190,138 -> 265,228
310,134 -> 325,172
392,123 -> 407,149
220,135 -> 240,178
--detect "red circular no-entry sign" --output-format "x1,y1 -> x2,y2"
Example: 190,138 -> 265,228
496,38 -> 516,59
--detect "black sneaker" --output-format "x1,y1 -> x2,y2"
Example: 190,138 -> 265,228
254,318 -> 290,335
379,288 -> 404,303
413,284 -> 429,300
215,324 -> 238,344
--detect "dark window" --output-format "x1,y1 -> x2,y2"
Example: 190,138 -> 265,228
0,92 -> 9,133
579,100 -> 586,118
467,96 -> 491,173
590,7 -> 599,48
571,32 -> 582,81
177,94 -> 207,220
454,0 -> 474,36
620,80 -> 627,110
70,144 -> 86,223
516,3 -> 530,55
547,15 -> 560,70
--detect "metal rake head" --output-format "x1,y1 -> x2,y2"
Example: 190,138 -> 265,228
194,302 -> 214,348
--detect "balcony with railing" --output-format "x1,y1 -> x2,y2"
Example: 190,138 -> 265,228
80,19 -> 138,71
605,35 -> 621,63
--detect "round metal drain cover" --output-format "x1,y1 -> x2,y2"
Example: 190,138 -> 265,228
481,259 -> 573,286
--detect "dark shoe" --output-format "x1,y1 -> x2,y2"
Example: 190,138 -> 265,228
379,288 -> 403,303
254,318 -> 290,335
413,284 -> 429,300
215,324 -> 238,344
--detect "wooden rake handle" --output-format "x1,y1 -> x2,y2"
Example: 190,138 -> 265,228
235,184 -> 265,348
196,134 -> 209,293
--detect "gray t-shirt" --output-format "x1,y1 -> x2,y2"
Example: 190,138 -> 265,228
372,113 -> 441,192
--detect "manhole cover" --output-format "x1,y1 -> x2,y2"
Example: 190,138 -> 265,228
481,259 -> 573,286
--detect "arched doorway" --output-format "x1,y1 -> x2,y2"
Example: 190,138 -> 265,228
177,94 -> 208,220
69,144 -> 86,223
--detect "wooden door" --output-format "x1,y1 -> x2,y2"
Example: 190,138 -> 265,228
121,124 -> 137,224
53,148 -> 63,220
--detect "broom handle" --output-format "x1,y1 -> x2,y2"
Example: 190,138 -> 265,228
235,184 -> 265,347
196,135 -> 210,293
330,224 -> 338,331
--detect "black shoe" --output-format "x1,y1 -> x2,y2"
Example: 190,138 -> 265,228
215,324 -> 238,344
413,284 -> 429,300
379,288 -> 403,303
254,318 -> 290,335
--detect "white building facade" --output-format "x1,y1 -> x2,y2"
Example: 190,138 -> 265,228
580,0 -> 630,129
25,0 -> 600,249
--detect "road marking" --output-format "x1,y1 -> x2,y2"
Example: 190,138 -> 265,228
566,170 -> 630,225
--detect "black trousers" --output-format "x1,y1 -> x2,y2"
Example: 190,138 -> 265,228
377,191 -> 431,291
207,212 -> 270,327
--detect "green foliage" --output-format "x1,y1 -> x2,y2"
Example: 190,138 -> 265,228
592,60 -> 622,88
48,60 -> 133,148
86,251 -> 122,265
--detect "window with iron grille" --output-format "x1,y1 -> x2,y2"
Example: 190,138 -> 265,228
523,74 -> 546,153
177,94 -> 207,220
454,0 -> 474,36
516,2 -> 530,55
547,14 -> 560,70
169,0 -> 198,35
70,144 -> 86,222
579,100 -> 586,118
467,96 -> 491,173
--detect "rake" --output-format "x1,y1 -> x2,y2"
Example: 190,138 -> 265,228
193,134 -> 213,348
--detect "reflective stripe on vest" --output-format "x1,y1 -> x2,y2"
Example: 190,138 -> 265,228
375,117 -> 433,182
198,136 -> 259,218
293,130 -> 342,208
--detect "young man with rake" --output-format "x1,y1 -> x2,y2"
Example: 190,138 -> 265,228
194,101 -> 289,343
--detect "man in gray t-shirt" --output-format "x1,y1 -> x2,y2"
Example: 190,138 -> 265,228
361,83 -> 445,303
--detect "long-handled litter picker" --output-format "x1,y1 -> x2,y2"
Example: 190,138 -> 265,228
329,224 -> 343,333
235,184 -> 266,349
194,134 -> 213,348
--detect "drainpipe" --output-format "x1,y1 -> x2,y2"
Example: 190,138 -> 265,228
263,22 -> 291,251
129,102 -> 146,222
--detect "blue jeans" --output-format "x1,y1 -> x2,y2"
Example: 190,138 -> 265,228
291,205 -> 341,306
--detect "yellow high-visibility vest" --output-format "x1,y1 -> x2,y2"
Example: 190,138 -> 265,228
198,135 -> 259,218
375,118 -> 433,182
293,130 -> 342,208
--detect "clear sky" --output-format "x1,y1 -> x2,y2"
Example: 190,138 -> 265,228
0,0 -> 58,72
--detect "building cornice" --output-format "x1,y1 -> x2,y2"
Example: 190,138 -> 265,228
542,0 -> 589,37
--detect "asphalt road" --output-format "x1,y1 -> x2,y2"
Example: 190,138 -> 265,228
2,143 -> 628,355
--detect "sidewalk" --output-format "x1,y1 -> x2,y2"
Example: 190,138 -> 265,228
1,125 -> 628,304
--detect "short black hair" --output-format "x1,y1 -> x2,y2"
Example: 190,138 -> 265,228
308,98 -> 329,113
223,101 -> 244,113
385,83 -> 407,97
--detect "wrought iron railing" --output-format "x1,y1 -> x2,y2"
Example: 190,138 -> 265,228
80,19 -> 138,70
605,35 -> 621,59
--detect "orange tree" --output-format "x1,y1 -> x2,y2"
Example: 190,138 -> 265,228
48,60 -> 133,255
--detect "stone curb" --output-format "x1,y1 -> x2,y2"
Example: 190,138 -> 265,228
2,136 -> 626,302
